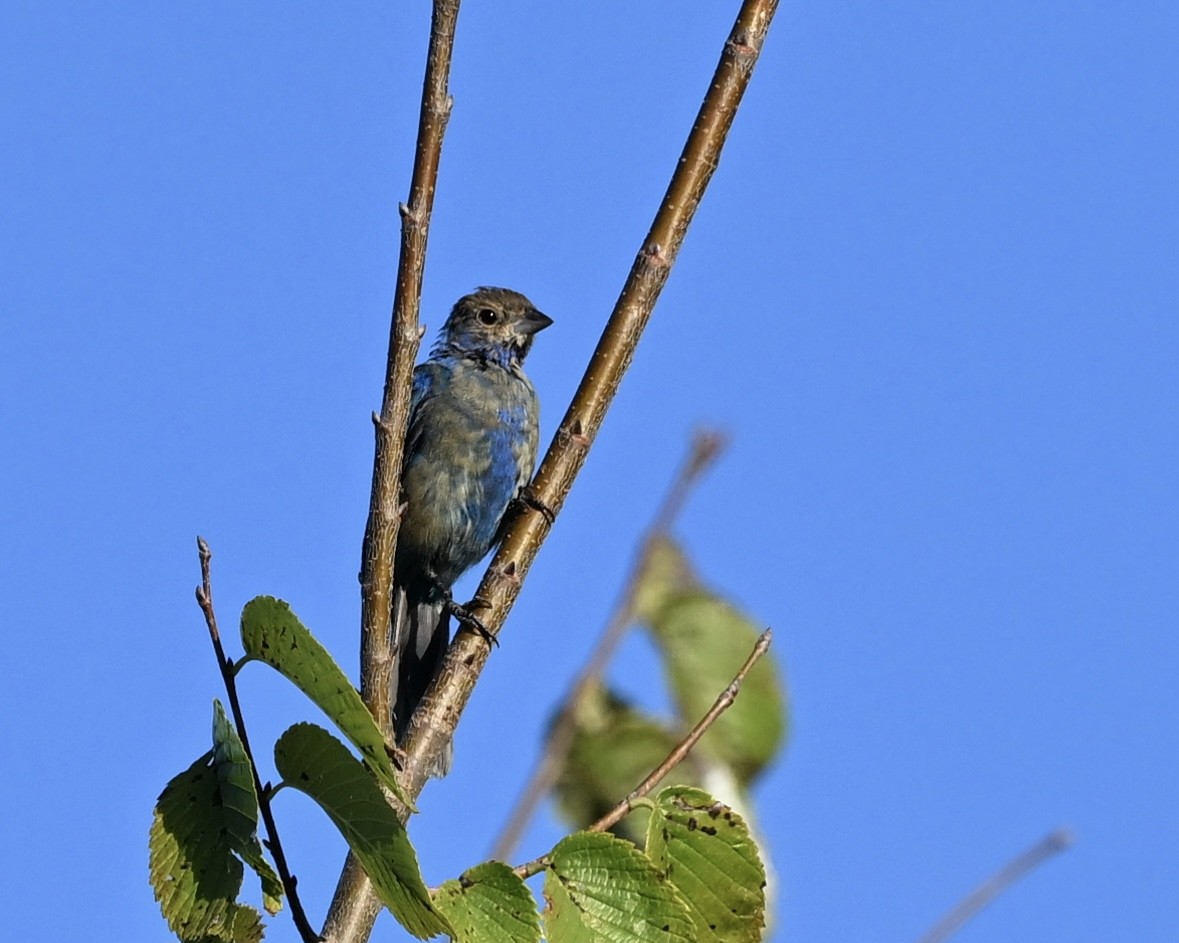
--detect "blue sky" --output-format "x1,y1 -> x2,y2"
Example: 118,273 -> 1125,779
2,3 -> 1177,941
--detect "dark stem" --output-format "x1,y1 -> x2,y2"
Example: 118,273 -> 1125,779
194,537 -> 320,943
513,628 -> 773,879
489,430 -> 727,861
322,2 -> 463,940
400,0 -> 781,804
916,828 -> 1074,943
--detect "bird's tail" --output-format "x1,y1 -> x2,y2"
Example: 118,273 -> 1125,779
391,583 -> 453,777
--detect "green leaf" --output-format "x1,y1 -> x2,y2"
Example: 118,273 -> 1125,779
239,595 -> 412,808
646,590 -> 786,781
149,750 -> 265,943
554,684 -> 691,846
434,861 -> 540,943
273,723 -> 450,940
211,700 -> 283,915
646,786 -> 766,943
632,537 -> 697,625
543,832 -> 694,943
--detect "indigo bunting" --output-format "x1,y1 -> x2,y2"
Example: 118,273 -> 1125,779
391,286 -> 552,774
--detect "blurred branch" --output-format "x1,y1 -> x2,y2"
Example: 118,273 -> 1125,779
916,828 -> 1074,943
489,429 -> 727,861
194,538 -> 319,943
322,1 -> 462,940
401,0 -> 781,803
513,628 -> 773,879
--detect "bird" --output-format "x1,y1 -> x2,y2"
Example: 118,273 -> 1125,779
391,286 -> 552,775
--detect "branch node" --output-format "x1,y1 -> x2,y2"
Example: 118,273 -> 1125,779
727,32 -> 756,57
559,418 -> 590,450
642,242 -> 671,268
496,559 -> 522,586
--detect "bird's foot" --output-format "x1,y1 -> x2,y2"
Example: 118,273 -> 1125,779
446,596 -> 499,648
516,485 -> 555,525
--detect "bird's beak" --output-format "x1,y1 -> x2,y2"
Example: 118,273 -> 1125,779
520,308 -> 554,335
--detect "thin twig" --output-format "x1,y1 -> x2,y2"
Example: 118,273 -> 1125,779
194,537 -> 320,943
490,430 -> 727,861
916,827 -> 1074,943
322,2 -> 463,939
513,628 -> 773,879
400,0 -> 781,802
587,628 -> 772,834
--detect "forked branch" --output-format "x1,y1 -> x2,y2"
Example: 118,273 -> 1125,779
401,0 -> 781,801
327,1 -> 779,938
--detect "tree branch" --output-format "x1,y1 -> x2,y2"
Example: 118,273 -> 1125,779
489,430 -> 727,861
400,0 -> 781,802
194,537 -> 320,943
322,2 -> 462,940
916,827 -> 1074,943
513,628 -> 774,879
324,1 -> 778,935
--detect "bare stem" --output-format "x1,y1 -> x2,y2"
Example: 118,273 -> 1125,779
513,628 -> 773,879
194,538 -> 320,943
916,828 -> 1075,943
322,2 -> 463,940
400,0 -> 781,804
489,430 -> 727,861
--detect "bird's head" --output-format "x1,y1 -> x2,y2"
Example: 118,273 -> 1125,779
436,287 -> 553,367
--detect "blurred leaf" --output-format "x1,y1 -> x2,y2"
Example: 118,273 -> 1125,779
211,700 -> 283,914
149,750 -> 265,943
239,596 -> 411,808
434,861 -> 540,943
543,832 -> 694,943
646,590 -> 785,781
632,537 -> 697,625
272,723 -> 450,940
646,786 -> 766,943
553,683 -> 694,845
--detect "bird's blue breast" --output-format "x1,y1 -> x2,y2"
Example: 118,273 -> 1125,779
398,355 -> 539,589
468,403 -> 529,543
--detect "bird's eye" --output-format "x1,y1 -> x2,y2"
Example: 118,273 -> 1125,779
477,308 -> 498,325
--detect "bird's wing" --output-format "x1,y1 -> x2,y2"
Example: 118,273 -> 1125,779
404,362 -> 445,460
